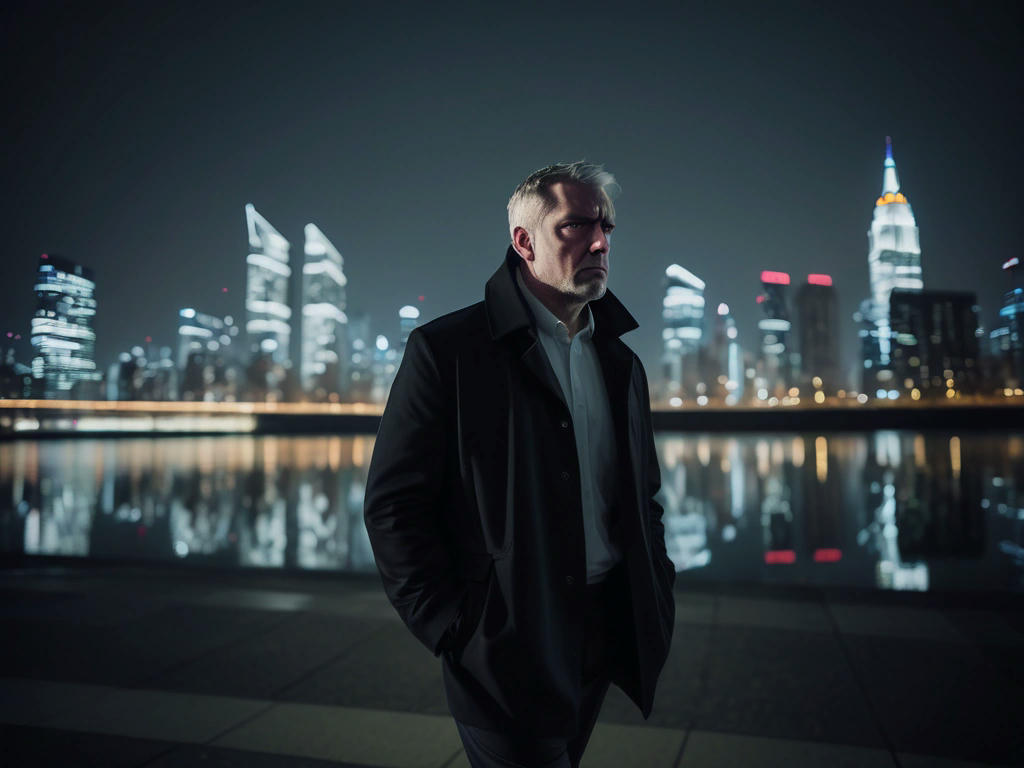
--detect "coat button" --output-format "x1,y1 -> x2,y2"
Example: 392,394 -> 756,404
560,419 -> 569,429
565,575 -> 575,585
560,471 -> 570,481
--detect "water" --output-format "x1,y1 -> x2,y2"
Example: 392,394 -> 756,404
1,432 -> 1022,592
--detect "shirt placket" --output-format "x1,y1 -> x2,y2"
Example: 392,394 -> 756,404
568,335 -> 592,529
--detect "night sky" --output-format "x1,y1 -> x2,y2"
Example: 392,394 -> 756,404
2,0 -> 1021,387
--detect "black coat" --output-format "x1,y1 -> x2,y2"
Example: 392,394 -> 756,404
364,247 -> 675,736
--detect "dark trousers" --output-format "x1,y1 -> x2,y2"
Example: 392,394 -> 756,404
455,564 -> 629,768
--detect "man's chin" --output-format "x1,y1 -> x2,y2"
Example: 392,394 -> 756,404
575,278 -> 607,303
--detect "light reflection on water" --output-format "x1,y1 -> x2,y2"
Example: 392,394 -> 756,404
1,433 -> 1022,592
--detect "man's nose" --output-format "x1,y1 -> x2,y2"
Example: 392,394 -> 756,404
589,223 -> 609,252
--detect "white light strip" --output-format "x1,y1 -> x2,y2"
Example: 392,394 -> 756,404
247,253 -> 291,277
246,299 -> 292,319
303,260 -> 347,286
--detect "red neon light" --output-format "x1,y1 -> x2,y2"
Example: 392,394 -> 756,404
807,274 -> 833,286
756,295 -> 765,304
418,295 -> 425,301
764,549 -> 796,565
813,548 -> 842,563
41,253 -> 49,259
761,271 -> 790,285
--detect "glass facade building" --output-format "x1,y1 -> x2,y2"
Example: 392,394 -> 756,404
704,302 -> 744,405
30,253 -> 102,399
300,223 -> 347,397
889,289 -> 980,398
993,257 -> 1024,387
177,308 -> 239,401
796,274 -> 839,394
398,304 -> 420,354
245,204 -> 292,365
757,271 -> 793,398
661,264 -> 705,403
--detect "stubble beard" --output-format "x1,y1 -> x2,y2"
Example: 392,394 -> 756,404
569,273 -> 607,304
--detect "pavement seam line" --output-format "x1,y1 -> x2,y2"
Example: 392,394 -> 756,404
201,698 -> 278,748
134,602 -> 296,690
822,599 -> 904,768
269,620 -> 395,699
1,681 -> 969,768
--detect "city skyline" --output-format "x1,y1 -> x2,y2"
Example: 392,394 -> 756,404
5,139 -> 1021,403
2,2 -> 1019,386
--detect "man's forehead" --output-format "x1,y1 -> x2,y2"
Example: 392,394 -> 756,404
546,181 -> 613,219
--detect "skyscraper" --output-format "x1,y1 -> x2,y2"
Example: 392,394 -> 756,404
398,304 -> 420,353
177,308 -> 239,401
862,137 -> 923,392
30,253 -> 102,399
300,223 -> 347,398
661,264 -> 705,402
796,274 -> 839,395
703,302 -> 743,404
757,270 -> 793,398
245,204 -> 292,365
993,256 -> 1024,387
889,289 -> 980,398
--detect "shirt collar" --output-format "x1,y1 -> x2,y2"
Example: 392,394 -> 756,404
515,264 -> 595,342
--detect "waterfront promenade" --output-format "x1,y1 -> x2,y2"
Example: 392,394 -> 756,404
2,563 -> 1022,767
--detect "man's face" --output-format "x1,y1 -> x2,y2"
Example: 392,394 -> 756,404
520,181 -> 614,304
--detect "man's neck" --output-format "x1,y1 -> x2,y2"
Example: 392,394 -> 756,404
518,264 -> 587,338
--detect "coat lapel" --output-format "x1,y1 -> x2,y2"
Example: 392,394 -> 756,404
484,244 -> 640,413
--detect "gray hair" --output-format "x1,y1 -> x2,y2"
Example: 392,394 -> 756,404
507,161 -> 618,241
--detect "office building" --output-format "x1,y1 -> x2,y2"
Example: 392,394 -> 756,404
346,313 -> 373,402
703,302 -> 743,404
757,271 -> 793,398
992,257 -> 1024,387
889,289 -> 981,398
300,223 -> 347,398
177,308 -> 240,401
398,305 -> 420,354
661,264 -> 705,402
30,253 -> 102,399
244,204 -> 292,365
796,274 -> 839,395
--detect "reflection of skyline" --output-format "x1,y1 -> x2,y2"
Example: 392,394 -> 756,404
2,432 -> 1022,593
1,436 -> 377,573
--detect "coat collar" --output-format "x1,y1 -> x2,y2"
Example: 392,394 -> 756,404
484,245 -> 639,342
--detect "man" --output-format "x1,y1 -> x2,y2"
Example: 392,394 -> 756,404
364,161 -> 675,767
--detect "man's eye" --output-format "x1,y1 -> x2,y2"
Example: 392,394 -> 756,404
565,222 -> 583,229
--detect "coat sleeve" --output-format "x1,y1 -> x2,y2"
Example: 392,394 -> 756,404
637,360 -> 676,591
363,328 -> 465,656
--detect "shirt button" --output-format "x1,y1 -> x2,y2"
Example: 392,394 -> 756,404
565,575 -> 575,585
560,419 -> 569,429
561,471 -> 570,481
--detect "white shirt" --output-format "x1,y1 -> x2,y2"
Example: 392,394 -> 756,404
516,267 -> 622,583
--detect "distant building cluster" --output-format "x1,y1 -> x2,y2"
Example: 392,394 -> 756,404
659,137 -> 1023,406
2,139 -> 1022,406
2,205 -> 420,404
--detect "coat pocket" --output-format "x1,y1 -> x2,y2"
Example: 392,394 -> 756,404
451,552 -> 494,654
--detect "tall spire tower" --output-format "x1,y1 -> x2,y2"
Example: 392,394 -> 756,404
864,137 -> 922,375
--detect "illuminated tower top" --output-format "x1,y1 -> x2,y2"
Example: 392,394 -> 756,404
882,136 -> 900,197
866,137 -> 922,365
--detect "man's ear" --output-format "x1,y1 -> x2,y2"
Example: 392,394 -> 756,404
511,226 -> 534,262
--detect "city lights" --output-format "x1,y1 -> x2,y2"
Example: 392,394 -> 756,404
2,140 -> 1020,415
